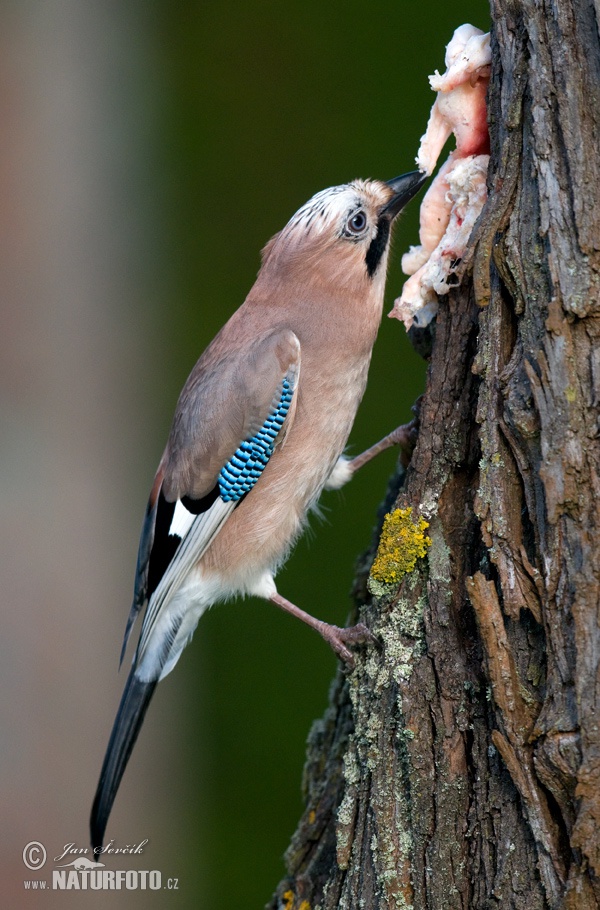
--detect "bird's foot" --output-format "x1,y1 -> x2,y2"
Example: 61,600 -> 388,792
348,407 -> 421,476
269,592 -> 376,668
385,419 -> 418,453
385,399 -> 423,467
319,621 -> 377,668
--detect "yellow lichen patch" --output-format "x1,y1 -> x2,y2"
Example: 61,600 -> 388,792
308,809 -> 316,825
281,892 -> 310,910
370,507 -> 431,585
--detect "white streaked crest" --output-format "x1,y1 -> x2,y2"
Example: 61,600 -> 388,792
285,183 -> 364,236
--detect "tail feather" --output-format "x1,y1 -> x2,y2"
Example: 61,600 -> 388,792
90,671 -> 156,851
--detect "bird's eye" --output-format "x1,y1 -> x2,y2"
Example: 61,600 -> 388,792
346,210 -> 367,235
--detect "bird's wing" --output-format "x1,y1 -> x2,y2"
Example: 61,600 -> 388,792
119,462 -> 166,665
120,327 -> 301,669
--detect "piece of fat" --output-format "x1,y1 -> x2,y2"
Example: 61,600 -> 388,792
392,24 -> 491,330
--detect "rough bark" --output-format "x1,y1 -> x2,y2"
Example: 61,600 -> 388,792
268,1 -> 600,908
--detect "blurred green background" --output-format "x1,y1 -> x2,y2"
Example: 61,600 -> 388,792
2,1 -> 486,908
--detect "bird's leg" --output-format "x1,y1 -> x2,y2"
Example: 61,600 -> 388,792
324,416 -> 419,491
348,418 -> 418,475
269,592 -> 375,667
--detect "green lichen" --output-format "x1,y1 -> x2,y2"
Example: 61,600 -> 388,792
369,508 -> 431,586
367,576 -> 394,600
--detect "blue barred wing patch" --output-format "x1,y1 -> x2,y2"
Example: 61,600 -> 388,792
218,379 -> 294,502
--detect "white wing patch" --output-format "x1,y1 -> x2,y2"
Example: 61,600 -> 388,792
170,499 -> 195,539
135,497 -> 235,667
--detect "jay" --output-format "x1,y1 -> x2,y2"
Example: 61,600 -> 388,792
90,170 -> 426,850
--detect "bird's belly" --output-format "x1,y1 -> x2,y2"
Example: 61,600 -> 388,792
200,358 -> 369,593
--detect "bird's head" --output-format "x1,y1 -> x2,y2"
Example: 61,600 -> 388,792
259,171 -> 426,296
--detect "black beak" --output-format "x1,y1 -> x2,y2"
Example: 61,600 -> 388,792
382,170 -> 428,219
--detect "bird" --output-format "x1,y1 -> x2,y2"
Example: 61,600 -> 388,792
90,170 -> 426,851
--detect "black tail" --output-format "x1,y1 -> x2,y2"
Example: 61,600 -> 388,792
90,671 -> 157,851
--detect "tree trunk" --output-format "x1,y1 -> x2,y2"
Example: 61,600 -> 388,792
268,1 -> 600,908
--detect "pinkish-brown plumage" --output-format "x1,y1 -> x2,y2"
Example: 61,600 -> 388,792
91,171 -> 426,850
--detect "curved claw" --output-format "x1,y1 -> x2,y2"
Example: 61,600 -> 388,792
322,622 -> 377,668
268,592 -> 377,667
387,420 -> 419,452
